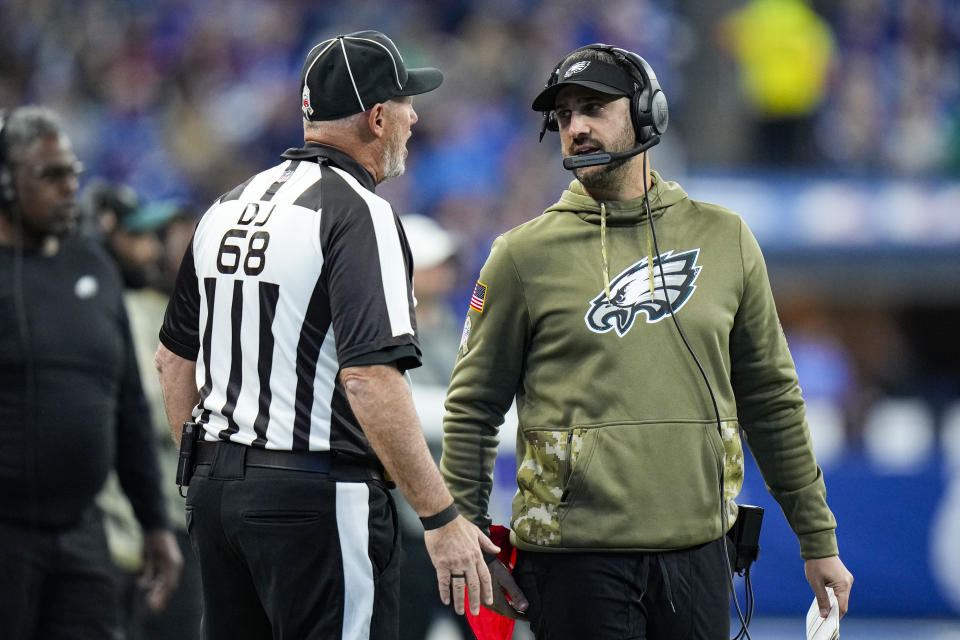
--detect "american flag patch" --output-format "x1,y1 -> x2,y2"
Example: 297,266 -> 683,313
469,281 -> 487,313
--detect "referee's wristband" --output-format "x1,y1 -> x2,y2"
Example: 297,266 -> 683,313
420,502 -> 458,531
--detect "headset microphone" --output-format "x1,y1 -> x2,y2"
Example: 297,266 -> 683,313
562,134 -> 660,170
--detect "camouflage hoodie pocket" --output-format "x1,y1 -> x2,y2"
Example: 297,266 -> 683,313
553,422 -> 725,550
512,428 -> 592,547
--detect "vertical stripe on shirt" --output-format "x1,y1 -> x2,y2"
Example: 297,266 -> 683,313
251,282 -> 280,447
198,277 -> 217,427
292,276 -> 332,450
331,167 -> 413,338
218,279 -> 244,439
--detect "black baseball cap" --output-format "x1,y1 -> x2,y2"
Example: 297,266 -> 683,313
531,58 -> 639,112
300,30 -> 443,121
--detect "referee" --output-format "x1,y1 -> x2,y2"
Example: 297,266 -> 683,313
155,31 -> 497,640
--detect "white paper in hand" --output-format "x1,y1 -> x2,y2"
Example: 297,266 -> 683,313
805,586 -> 839,640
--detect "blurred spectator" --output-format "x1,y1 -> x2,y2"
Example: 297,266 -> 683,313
719,0 -> 835,166
815,0 -> 960,174
158,208 -> 197,295
85,182 -> 202,640
779,295 -> 857,407
404,213 -> 463,386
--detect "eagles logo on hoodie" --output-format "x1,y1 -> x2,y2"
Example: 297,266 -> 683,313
585,248 -> 701,336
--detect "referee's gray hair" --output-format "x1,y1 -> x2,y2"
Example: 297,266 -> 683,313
2,106 -> 67,163
303,110 -> 368,136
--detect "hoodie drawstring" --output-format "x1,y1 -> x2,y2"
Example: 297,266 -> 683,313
600,200 -> 658,301
635,553 -> 677,615
656,553 -> 677,614
645,213 -> 656,298
600,202 -> 611,300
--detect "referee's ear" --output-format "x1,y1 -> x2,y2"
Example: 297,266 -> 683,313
366,103 -> 387,139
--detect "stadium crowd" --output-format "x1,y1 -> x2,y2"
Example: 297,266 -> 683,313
3,0 -> 956,221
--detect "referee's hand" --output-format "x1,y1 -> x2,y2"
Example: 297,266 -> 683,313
424,515 -> 500,616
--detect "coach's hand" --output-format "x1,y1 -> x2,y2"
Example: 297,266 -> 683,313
425,515 -> 499,616
486,557 -> 528,619
140,529 -> 183,611
804,555 -> 853,619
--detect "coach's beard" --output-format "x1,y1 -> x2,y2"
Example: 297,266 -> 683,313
572,122 -> 636,192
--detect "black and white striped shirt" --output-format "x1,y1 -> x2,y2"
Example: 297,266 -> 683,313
160,143 -> 421,461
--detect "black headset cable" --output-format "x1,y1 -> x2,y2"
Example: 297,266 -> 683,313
642,152 -> 753,640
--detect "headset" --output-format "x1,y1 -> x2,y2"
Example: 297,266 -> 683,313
536,44 -> 669,170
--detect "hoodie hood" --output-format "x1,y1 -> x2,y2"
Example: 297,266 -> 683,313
543,170 -> 688,225
542,170 -> 690,300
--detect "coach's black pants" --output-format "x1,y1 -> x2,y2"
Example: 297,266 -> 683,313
513,537 -> 731,640
186,443 -> 400,640
0,505 -> 121,639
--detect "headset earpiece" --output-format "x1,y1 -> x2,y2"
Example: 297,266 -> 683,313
611,48 -> 669,144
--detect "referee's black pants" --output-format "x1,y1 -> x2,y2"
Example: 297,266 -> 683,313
513,537 -> 732,640
185,443 -> 400,640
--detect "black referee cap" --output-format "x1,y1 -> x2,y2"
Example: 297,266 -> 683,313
300,30 -> 443,121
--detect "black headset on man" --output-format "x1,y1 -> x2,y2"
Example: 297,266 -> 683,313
535,43 -> 669,170
535,45 -> 762,640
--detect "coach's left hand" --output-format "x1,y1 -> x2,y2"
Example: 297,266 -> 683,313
140,529 -> 184,611
804,555 -> 853,619
486,557 -> 528,619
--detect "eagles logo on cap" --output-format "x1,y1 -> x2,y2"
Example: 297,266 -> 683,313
563,61 -> 590,78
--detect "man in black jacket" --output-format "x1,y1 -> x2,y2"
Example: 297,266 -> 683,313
0,106 -> 182,639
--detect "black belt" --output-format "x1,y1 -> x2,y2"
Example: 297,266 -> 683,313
194,441 -> 385,481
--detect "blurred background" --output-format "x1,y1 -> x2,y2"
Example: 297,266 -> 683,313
2,0 -> 958,638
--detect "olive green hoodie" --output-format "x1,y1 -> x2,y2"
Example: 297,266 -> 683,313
441,171 -> 837,559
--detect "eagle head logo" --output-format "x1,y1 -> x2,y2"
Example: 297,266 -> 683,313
585,249 -> 702,337
563,61 -> 590,78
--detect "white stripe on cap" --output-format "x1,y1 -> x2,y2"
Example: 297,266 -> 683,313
345,36 -> 403,90
336,482 -> 373,640
339,37 -> 366,113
